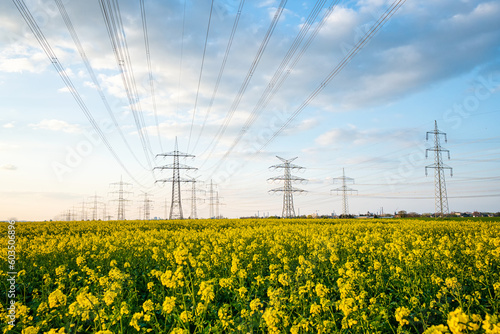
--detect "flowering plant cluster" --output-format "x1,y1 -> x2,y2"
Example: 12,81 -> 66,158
1,218 -> 499,333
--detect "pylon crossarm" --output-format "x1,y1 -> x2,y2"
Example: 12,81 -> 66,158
154,164 -> 198,170
268,175 -> 307,182
156,151 -> 195,158
276,156 -> 297,163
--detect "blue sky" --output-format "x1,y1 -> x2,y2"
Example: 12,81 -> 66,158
1,0 -> 499,220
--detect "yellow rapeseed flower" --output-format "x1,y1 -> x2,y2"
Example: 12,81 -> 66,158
395,306 -> 411,326
48,289 -> 67,309
162,296 -> 176,314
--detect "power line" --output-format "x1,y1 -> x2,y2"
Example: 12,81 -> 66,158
200,0 -> 288,161
206,0 -> 406,177
176,0 -> 187,136
209,0 -> 339,170
258,0 -> 407,152
190,0 -> 246,154
12,0 -> 146,186
187,0 -> 215,153
54,0 -> 149,170
99,0 -> 155,169
140,0 -> 164,152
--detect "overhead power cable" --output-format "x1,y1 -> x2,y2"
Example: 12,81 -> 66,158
200,0 -> 288,160
257,0 -> 407,152
190,0 -> 246,154
208,0 -> 340,171
12,0 -> 147,186
186,0 -> 215,153
140,0 -> 164,152
54,0 -> 148,170
99,0 -> 155,170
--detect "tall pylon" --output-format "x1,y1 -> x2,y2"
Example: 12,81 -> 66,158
332,168 -> 357,217
110,176 -> 133,220
426,120 -> 453,217
155,138 -> 197,219
268,156 -> 307,218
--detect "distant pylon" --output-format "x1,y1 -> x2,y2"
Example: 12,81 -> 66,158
80,199 -> 87,221
332,168 -> 357,217
109,176 -> 133,220
154,138 -> 197,219
268,156 -> 307,218
88,192 -> 104,221
426,120 -> 453,217
183,179 -> 204,219
207,180 -> 216,218
140,192 -> 154,220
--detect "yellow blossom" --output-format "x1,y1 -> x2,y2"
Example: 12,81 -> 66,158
48,289 -> 67,309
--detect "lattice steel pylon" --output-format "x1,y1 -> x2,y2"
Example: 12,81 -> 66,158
154,138 -> 197,220
268,156 -> 307,218
140,192 -> 154,220
183,179 -> 205,219
109,177 -> 133,220
332,168 -> 357,217
426,120 -> 453,217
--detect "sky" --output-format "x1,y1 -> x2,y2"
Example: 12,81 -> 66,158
1,0 -> 499,221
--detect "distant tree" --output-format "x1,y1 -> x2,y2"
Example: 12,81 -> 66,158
397,210 -> 408,218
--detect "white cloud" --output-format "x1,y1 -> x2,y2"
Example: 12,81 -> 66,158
29,119 -> 82,134
0,164 -> 17,170
315,125 -> 417,147
3,122 -> 14,128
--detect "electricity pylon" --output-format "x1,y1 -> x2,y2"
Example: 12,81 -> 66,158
426,120 -> 453,217
215,191 -> 225,219
268,156 -> 306,218
79,199 -> 87,221
183,179 -> 205,219
332,168 -> 357,217
110,176 -> 133,220
139,192 -> 154,220
155,138 -> 197,219
207,180 -> 217,219
88,192 -> 104,221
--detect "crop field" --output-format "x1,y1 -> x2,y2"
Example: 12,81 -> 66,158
1,218 -> 500,333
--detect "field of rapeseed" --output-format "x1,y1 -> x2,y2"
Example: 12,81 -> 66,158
1,218 -> 499,333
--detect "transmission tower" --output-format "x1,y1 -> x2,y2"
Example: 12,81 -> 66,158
215,191 -> 225,219
109,177 -> 133,220
332,168 -> 357,217
88,192 -> 104,221
268,156 -> 307,218
183,179 -> 205,219
102,203 -> 112,221
154,138 -> 197,219
207,180 -> 217,219
79,199 -> 87,221
139,192 -> 154,220
426,120 -> 453,217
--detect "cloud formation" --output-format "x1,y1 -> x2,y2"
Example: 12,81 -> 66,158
29,119 -> 82,134
1,164 -> 17,170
